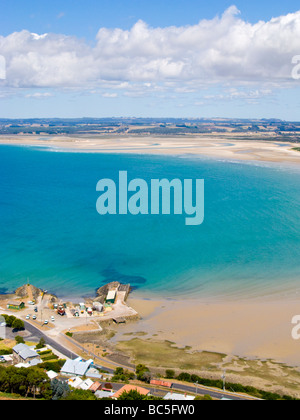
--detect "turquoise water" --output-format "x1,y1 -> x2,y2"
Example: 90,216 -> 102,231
1,145 -> 300,300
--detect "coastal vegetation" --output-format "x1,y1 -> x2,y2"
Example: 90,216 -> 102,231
0,117 -> 300,140
171,370 -> 298,401
1,314 -> 24,331
113,337 -> 300,398
116,338 -> 225,370
0,366 -> 51,399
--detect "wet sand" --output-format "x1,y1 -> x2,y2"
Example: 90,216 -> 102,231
1,134 -> 300,164
124,296 -> 300,367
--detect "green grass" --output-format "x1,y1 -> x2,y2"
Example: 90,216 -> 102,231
116,338 -> 225,370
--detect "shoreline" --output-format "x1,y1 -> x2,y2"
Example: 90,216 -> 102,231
124,295 -> 300,368
0,134 -> 300,165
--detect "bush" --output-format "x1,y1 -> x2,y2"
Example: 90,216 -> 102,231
112,367 -> 135,382
40,354 -> 59,362
165,369 -> 175,379
37,360 -> 66,373
15,336 -> 25,344
35,338 -> 45,349
136,364 -> 150,382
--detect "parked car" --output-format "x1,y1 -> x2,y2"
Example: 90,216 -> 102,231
51,316 -> 55,322
26,315 -> 30,320
44,320 -> 48,325
32,315 -> 37,320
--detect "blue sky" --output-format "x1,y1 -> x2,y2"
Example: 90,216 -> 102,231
1,0 -> 300,119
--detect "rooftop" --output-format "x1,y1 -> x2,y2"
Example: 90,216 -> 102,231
13,343 -> 39,361
112,384 -> 150,399
61,357 -> 93,376
163,392 -> 195,401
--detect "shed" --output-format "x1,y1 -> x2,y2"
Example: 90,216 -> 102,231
106,290 -> 116,304
93,302 -> 103,312
7,301 -> 25,310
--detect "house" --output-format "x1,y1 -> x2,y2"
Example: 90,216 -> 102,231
68,377 -> 83,389
60,357 -> 93,377
15,358 -> 42,368
85,367 -> 103,379
46,370 -> 59,380
95,390 -> 114,399
13,343 -> 41,365
89,381 -> 102,393
163,392 -> 195,401
80,378 -> 94,390
106,290 -> 116,304
112,384 -> 150,399
7,301 -> 25,310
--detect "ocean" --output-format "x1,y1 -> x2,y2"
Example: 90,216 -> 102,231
1,144 -> 300,301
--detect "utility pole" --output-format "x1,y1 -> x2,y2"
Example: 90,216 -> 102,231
222,369 -> 226,392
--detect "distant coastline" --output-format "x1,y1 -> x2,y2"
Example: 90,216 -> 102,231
0,131 -> 300,164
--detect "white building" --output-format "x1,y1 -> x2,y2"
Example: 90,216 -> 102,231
46,370 -> 59,380
164,392 -> 195,401
80,378 -> 94,390
68,377 -> 83,389
61,357 -> 93,377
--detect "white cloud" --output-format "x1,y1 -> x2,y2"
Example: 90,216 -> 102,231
0,6 -> 300,92
25,92 -> 54,98
101,92 -> 118,98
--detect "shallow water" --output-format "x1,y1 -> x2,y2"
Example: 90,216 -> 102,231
1,145 -> 300,300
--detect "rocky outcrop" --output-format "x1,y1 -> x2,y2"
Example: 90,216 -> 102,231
15,284 -> 41,300
94,282 -> 131,303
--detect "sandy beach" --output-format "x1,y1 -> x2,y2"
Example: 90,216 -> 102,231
1,134 -> 300,164
124,296 -> 300,367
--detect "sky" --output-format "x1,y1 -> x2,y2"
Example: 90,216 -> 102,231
1,0 -> 300,119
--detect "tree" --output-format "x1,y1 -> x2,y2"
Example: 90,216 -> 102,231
51,379 -> 70,400
12,318 -> 24,331
165,369 -> 175,379
61,389 -> 97,400
136,364 -> 150,381
36,337 -> 46,349
118,390 -> 163,401
15,335 -> 25,344
118,390 -> 147,400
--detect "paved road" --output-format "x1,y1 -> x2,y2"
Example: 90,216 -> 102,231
23,321 -> 78,360
22,321 -> 252,400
